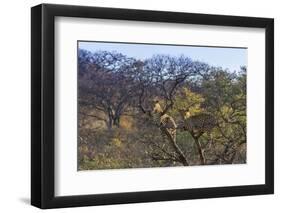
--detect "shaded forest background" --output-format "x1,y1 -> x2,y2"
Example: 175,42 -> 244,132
78,48 -> 246,170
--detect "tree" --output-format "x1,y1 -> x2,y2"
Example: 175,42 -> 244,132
172,87 -> 216,165
78,50 -> 247,169
200,67 -> 247,164
78,50 -> 138,129
135,55 -> 203,166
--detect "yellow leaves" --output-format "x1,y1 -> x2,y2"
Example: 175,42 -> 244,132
220,104 -> 245,123
189,104 -> 203,115
234,92 -> 245,100
220,105 -> 233,117
120,116 -> 134,130
183,111 -> 191,119
183,87 -> 204,104
111,137 -> 122,147
79,144 -> 89,153
78,144 -> 91,163
110,129 -> 123,148
173,87 -> 205,117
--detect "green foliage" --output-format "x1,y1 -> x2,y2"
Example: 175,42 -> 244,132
78,50 -> 247,168
172,87 -> 205,118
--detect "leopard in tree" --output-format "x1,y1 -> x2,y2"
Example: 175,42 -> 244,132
152,99 -> 177,141
178,108 -> 217,165
178,108 -> 216,137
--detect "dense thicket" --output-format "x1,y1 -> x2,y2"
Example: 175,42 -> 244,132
78,49 -> 246,169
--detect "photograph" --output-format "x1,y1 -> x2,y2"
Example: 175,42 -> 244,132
78,41 -> 247,170
30,3 -> 274,209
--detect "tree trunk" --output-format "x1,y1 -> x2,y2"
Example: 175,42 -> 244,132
113,116 -> 120,127
107,117 -> 113,130
160,127 -> 189,166
194,137 -> 206,165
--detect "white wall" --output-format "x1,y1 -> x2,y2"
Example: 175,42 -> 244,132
0,0 -> 279,212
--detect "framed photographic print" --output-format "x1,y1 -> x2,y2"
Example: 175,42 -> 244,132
31,3 -> 274,209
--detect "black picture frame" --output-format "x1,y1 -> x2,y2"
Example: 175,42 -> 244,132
31,3 -> 274,209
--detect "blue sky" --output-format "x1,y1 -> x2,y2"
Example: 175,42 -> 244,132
79,41 -> 247,73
